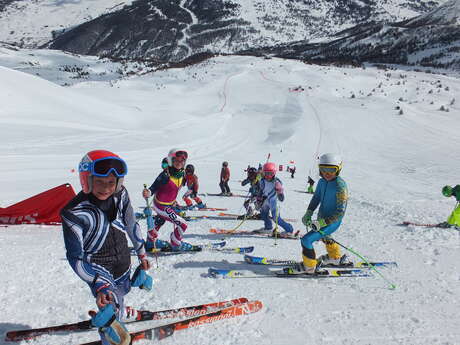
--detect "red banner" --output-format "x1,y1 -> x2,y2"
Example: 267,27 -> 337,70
0,183 -> 76,225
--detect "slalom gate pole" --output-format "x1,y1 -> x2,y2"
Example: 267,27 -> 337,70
143,184 -> 158,269
317,228 -> 396,290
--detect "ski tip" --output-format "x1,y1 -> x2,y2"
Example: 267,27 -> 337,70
237,246 -> 254,254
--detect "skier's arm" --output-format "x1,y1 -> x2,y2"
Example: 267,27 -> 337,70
121,189 -> 146,259
148,171 -> 170,195
61,210 -> 114,295
275,179 -> 284,202
241,178 -> 250,186
307,180 -> 322,212
324,179 -> 348,225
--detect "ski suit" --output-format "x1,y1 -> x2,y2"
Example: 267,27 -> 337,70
301,176 -> 348,260
182,174 -> 203,207
220,166 -> 231,194
242,175 -> 262,215
61,188 -> 145,345
147,169 -> 187,246
257,177 -> 293,233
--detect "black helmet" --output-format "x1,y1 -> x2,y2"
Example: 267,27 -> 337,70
222,161 -> 228,167
247,167 -> 257,179
185,164 -> 194,174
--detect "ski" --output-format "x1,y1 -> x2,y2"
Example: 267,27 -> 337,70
5,298 -> 249,342
399,221 -> 459,230
132,242 -> 254,255
293,190 -> 313,194
217,213 -> 297,222
79,300 -> 263,345
210,228 -> 300,240
194,207 -> 228,211
208,267 -> 370,279
206,193 -> 249,198
243,255 -> 397,268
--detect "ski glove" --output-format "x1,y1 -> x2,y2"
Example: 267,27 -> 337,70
311,218 -> 327,231
302,210 -> 314,227
91,304 -> 131,345
131,265 -> 153,291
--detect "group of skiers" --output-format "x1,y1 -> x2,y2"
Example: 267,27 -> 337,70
60,148 -> 459,345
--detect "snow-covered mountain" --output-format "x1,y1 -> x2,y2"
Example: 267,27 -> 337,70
0,0 -> 446,60
244,0 -> 460,70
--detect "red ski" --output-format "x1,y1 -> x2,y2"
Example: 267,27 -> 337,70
80,300 -> 263,345
5,298 -> 248,342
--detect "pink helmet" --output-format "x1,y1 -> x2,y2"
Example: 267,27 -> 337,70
78,150 -> 127,194
263,162 -> 277,178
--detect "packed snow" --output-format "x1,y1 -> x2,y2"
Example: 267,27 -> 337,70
0,50 -> 459,345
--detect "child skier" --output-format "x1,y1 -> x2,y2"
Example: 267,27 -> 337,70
219,161 -> 232,195
441,185 -> 460,227
142,148 -> 192,251
182,164 -> 206,210
299,153 -> 349,274
255,162 -> 294,235
241,166 -> 261,216
62,150 -> 151,345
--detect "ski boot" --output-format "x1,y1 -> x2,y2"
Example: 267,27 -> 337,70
317,254 -> 352,267
146,239 -> 171,252
252,227 -> 273,234
171,241 -> 194,252
283,262 -> 327,275
196,202 -> 206,209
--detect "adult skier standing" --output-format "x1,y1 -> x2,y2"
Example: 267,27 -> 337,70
142,148 -> 193,251
61,150 -> 151,345
255,162 -> 294,235
298,153 -> 350,274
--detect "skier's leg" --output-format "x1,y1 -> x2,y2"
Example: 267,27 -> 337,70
259,202 -> 272,230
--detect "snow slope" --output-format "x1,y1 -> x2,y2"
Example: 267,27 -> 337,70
0,51 -> 459,345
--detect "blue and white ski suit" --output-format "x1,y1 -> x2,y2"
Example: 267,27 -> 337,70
257,177 -> 293,232
61,187 -> 145,345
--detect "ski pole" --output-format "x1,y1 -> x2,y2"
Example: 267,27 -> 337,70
143,184 -> 158,269
316,228 -> 396,290
273,204 -> 279,246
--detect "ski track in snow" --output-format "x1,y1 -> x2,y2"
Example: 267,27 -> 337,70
0,50 -> 460,345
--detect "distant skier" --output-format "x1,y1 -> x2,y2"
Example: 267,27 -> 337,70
182,164 -> 206,210
241,167 -> 261,216
142,148 -> 193,251
441,185 -> 460,227
299,153 -> 350,274
254,162 -> 294,236
219,161 -> 232,196
62,150 -> 151,345
290,166 -> 296,178
307,176 -> 315,194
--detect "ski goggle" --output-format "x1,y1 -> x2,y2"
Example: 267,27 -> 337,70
172,151 -> 188,163
264,171 -> 275,177
79,157 -> 128,177
319,165 -> 339,174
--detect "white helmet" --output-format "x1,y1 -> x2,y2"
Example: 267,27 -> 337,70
319,153 -> 342,175
167,148 -> 188,167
